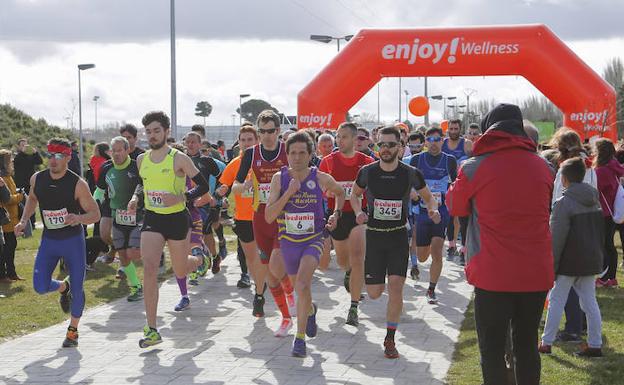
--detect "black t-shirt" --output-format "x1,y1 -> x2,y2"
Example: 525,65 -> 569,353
129,147 -> 145,160
235,146 -> 281,183
355,161 -> 426,230
189,153 -> 222,182
34,169 -> 83,239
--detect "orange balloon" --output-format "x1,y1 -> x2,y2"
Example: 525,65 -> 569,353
409,96 -> 430,117
441,120 -> 449,132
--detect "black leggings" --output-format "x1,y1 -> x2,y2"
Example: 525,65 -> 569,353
0,231 -> 17,278
602,216 -> 618,280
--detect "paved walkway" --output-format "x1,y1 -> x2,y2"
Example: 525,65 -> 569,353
0,252 -> 472,385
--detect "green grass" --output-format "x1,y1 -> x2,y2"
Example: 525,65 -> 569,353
447,259 -> 624,385
0,225 -> 237,341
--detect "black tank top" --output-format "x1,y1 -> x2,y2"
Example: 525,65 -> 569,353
35,169 -> 83,239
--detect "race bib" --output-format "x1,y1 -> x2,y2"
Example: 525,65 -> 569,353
373,199 -> 402,221
257,183 -> 271,204
284,212 -> 315,235
146,190 -> 167,208
338,181 -> 355,200
42,208 -> 68,229
115,209 -> 137,226
241,184 -> 254,198
420,192 -> 442,208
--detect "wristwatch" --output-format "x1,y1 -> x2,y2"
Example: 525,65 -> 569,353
334,209 -> 342,218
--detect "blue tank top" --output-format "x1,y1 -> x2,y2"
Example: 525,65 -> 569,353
416,153 -> 450,215
442,137 -> 468,163
277,166 -> 325,243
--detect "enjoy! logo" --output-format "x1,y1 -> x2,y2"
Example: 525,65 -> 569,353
569,110 -> 609,132
298,113 -> 333,127
381,37 -> 520,65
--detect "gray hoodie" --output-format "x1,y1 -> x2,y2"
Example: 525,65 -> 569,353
550,182 -> 604,275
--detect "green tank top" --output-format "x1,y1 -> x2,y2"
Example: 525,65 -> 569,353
139,148 -> 186,214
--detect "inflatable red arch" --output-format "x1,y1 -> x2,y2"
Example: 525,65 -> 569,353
297,24 -> 617,141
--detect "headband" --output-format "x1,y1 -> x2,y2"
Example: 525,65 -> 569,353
47,144 -> 72,156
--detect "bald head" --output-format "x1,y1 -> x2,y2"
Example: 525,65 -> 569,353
523,120 -> 539,146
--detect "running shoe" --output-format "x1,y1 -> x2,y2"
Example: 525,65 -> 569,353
426,289 -> 438,305
595,278 -> 608,288
446,247 -> 456,262
59,276 -> 71,314
237,274 -> 251,289
346,307 -> 359,327
197,255 -> 211,277
139,325 -> 162,348
538,342 -> 552,355
174,297 -> 191,312
292,337 -> 307,357
410,266 -> 420,281
188,271 -> 199,286
62,327 -> 79,348
218,241 -> 227,259
344,269 -> 351,293
127,285 -> 143,302
306,303 -> 318,338
212,255 -> 222,274
556,331 -> 582,343
253,294 -> 265,317
574,343 -> 603,358
384,339 -> 399,359
286,291 -> 296,317
606,279 -> 619,288
115,268 -> 126,280
274,318 -> 293,337
458,252 -> 466,267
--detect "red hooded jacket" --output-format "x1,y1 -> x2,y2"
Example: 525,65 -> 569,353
447,115 -> 554,292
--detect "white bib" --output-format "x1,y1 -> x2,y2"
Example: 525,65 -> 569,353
115,209 -> 137,226
284,212 -> 315,235
257,183 -> 271,204
373,199 -> 402,221
146,190 -> 167,208
42,208 -> 69,229
241,184 -> 254,198
337,181 -> 355,200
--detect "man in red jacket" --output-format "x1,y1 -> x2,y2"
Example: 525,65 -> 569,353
447,103 -> 554,385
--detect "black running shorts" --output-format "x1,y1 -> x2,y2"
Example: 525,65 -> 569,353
365,228 -> 409,284
233,219 -> 254,243
141,209 -> 191,241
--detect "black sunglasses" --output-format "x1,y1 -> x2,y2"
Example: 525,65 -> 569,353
259,128 -> 277,134
378,141 -> 399,149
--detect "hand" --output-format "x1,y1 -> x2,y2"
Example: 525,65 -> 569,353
127,197 -> 138,213
216,185 -> 228,197
355,211 -> 368,225
14,221 -> 26,236
243,179 -> 253,191
64,213 -> 82,226
222,197 -> 229,209
326,213 -> 339,231
209,195 -> 217,207
428,209 -> 441,224
161,193 -> 182,207
410,189 -> 419,201
286,178 -> 301,197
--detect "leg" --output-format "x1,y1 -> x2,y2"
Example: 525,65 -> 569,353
237,239 -> 248,275
295,255 -> 319,336
3,232 -> 18,278
62,234 -> 87,327
348,225 -> 366,302
512,291 -> 548,385
240,240 -> 261,289
541,276 -> 573,345
386,275 -> 406,324
318,237 -> 332,271
333,239 -> 350,271
602,217 -> 617,280
32,237 -> 63,294
474,288 -> 513,385
563,287 -> 583,336
574,276 -> 602,349
429,236 -> 445,284
140,232 -> 166,328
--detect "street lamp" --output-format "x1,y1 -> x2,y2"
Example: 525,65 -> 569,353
464,88 -> 477,126
447,104 -> 466,119
404,90 -> 409,122
77,63 -> 95,177
93,95 -> 99,132
431,95 -> 457,119
310,34 -> 354,52
239,94 -> 250,125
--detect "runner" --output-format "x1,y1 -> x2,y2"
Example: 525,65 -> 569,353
351,126 -> 440,359
356,127 -> 379,160
127,111 -> 213,348
441,119 -> 472,259
403,131 -> 426,280
14,138 -> 101,347
319,122 -> 374,326
97,136 -> 144,302
316,133 -> 335,158
217,124 -> 259,290
265,132 -> 345,357
232,109 -> 295,335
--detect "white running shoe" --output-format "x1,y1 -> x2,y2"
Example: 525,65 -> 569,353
286,292 -> 297,318
274,318 -> 293,337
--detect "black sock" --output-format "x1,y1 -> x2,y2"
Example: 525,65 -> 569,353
67,326 -> 78,332
215,226 -> 225,243
350,300 -> 359,309
256,283 -> 267,296
385,323 -> 397,341
429,282 -> 437,291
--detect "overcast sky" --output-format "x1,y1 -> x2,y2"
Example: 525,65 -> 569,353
1,0 -> 623,134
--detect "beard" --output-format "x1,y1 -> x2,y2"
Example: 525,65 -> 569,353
149,137 -> 167,150
450,132 -> 460,140
380,150 -> 398,163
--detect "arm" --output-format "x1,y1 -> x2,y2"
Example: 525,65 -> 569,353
65,179 -> 101,226
318,171 -> 345,231
464,139 -> 473,157
416,185 -> 441,223
14,174 -> 38,236
177,153 -> 213,204
127,154 -> 144,212
232,148 -> 253,195
0,178 -> 10,203
264,172 -> 293,224
351,168 -> 368,225
448,156 -> 458,183
33,150 -> 43,166
549,199 -> 570,273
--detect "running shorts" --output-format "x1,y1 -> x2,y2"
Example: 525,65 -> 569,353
280,236 -> 324,275
365,228 -> 409,284
142,209 -> 190,241
112,223 -> 141,250
233,219 -> 254,243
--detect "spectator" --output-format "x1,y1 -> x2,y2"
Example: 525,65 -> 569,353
317,133 -> 335,158
594,138 -> 624,287
217,140 -> 227,161
0,150 -> 24,282
448,103 -> 554,385
539,157 -> 604,357
356,127 -> 378,160
68,141 -> 81,175
13,138 -> 42,226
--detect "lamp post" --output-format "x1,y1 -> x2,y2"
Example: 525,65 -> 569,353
398,78 -> 402,122
170,0 -> 178,140
464,88 -> 477,126
431,95 -> 457,119
310,34 -> 354,52
404,90 -> 409,122
239,94 -> 250,125
93,95 -> 99,132
77,63 -> 95,177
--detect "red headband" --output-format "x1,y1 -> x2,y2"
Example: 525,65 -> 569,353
47,144 -> 72,156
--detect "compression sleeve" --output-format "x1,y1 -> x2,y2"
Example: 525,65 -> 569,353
185,172 -> 210,201
235,148 -> 253,183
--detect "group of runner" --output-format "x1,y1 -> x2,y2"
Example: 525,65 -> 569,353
16,109 -> 475,358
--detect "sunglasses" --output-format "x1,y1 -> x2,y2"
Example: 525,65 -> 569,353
426,136 -> 443,143
46,153 -> 67,160
259,128 -> 277,134
356,135 -> 369,141
408,143 -> 423,149
378,141 -> 399,149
